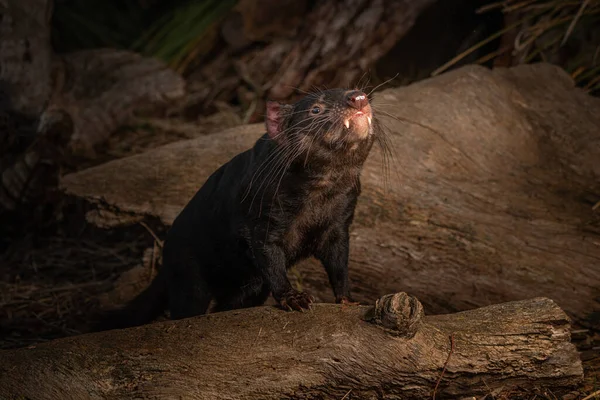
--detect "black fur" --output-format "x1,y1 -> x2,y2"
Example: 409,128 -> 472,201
96,88 -> 384,330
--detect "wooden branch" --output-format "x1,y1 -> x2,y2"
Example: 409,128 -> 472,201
0,293 -> 583,399
60,63 -> 600,329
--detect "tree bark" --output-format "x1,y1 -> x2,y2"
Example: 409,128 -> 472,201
60,63 -> 600,329
0,293 -> 583,399
182,0 -> 437,118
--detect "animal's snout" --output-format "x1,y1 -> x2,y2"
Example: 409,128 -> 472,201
346,91 -> 368,110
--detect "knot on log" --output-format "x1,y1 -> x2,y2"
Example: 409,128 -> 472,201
365,292 -> 424,338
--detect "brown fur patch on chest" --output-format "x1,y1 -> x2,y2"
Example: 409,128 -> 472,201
282,191 -> 340,258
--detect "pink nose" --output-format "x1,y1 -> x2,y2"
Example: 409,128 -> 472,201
346,91 -> 368,110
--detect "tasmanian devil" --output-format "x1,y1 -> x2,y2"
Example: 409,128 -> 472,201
98,88 -> 387,329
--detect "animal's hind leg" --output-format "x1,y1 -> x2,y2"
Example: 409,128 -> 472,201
212,280 -> 270,313
163,244 -> 212,320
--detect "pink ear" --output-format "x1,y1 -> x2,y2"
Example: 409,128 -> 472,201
265,101 -> 283,139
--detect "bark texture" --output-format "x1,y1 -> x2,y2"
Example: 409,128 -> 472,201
60,63 -> 600,328
184,0 -> 437,118
0,109 -> 72,210
0,293 -> 583,399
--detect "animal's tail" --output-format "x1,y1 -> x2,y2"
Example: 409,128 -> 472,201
92,271 -> 168,332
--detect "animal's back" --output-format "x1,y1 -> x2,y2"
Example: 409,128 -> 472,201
160,135 -> 275,317
167,134 -> 271,242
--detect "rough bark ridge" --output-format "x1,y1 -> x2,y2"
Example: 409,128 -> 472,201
61,63 -> 600,328
264,0 -> 437,99
0,294 -> 583,399
185,0 -> 437,117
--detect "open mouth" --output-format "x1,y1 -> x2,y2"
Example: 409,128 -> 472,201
343,111 -> 372,130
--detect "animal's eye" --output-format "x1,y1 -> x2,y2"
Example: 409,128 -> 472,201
311,106 -> 321,114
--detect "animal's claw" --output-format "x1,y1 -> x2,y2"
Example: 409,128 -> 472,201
279,290 -> 313,311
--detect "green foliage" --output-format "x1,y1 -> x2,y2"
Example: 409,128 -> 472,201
434,0 -> 600,95
51,0 -> 237,73
134,0 -> 237,72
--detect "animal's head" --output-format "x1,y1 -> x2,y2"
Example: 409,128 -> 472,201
265,89 -> 379,151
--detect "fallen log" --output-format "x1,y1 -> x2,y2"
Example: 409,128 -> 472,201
0,293 -> 584,399
52,48 -> 185,156
60,63 -> 600,328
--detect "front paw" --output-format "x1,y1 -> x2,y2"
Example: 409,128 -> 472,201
336,295 -> 360,306
279,290 -> 314,311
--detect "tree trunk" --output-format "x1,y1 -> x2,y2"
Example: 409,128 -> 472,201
0,0 -> 53,117
60,63 -> 600,329
182,0 -> 437,118
0,0 -> 185,212
0,293 -> 583,399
